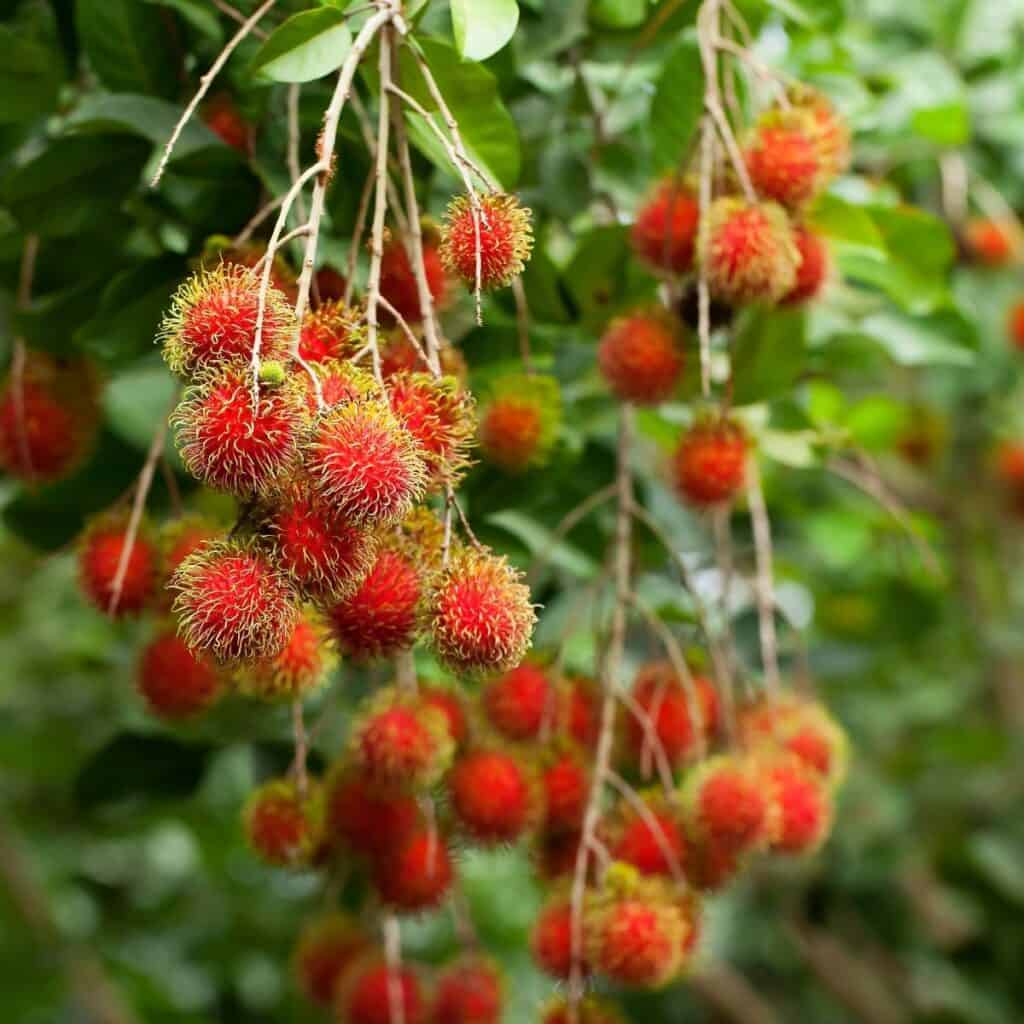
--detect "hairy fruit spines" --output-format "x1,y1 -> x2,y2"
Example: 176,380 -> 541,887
598,308 -> 686,405
671,415 -> 750,507
243,778 -> 323,868
478,373 -> 561,473
440,192 -> 534,290
630,178 -> 700,275
78,514 -> 158,617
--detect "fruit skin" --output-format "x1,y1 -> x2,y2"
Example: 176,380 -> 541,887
293,912 -> 367,1008
324,770 -> 419,858
431,956 -> 503,1024
313,266 -> 349,306
762,755 -> 832,854
378,334 -> 467,382
965,219 -> 1017,266
158,264 -> 294,377
478,373 -> 561,473
305,398 -> 427,527
379,235 -> 448,325
430,549 -> 536,675
243,778 -> 322,868
303,358 -> 379,414
605,798 -> 686,878
745,109 -> 824,209
0,352 -> 101,484
681,755 -> 771,856
171,539 -> 299,663
782,226 -> 830,306
159,517 -> 219,592
788,85 -> 850,180
78,515 -> 158,617
531,897 -> 584,980
630,179 -> 700,275
541,750 -> 589,834
698,198 -> 800,305
450,748 -> 536,844
328,549 -> 422,661
671,416 -> 749,507
482,662 -> 553,742
1007,300 -> 1024,351
336,955 -> 426,1024
440,192 -> 534,290
235,611 -> 336,701
202,93 -> 249,151
298,301 -> 364,364
598,309 -> 685,405
372,828 -> 454,912
173,367 -> 306,499
420,686 -> 469,748
555,676 -> 600,746
138,628 -> 221,720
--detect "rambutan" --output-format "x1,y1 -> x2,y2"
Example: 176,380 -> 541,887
200,238 -> 299,302
379,235 -> 448,325
78,515 -> 158,617
965,219 -> 1018,266
782,225 -> 830,305
556,676 -> 600,746
542,750 -> 589,834
745,109 -> 824,209
158,264 -> 295,377
294,913 -> 367,1008
243,778 -> 322,868
420,686 -> 469,747
298,302 -> 364,364
235,610 -> 336,701
630,178 -> 700,275
170,539 -> 298,663
763,755 -> 832,855
305,398 -> 427,526
173,366 -> 305,498
327,549 -> 422,660
597,309 -> 685,405
482,662 -> 553,742
681,755 -> 771,856
439,192 -> 533,290
303,358 -> 379,414
159,517 -> 220,589
0,352 -> 100,484
372,828 -> 454,912
698,198 -> 800,305
671,416 -> 749,507
324,770 -> 419,857
431,956 -> 503,1024
202,93 -> 249,151
337,956 -> 426,1024
478,373 -> 561,473
788,85 -> 850,181
541,997 -> 626,1024
450,748 -> 536,844
378,334 -> 467,382
1008,299 -> 1024,351
606,798 -> 686,878
137,628 -> 221,720
313,266 -> 349,306
684,830 -> 742,891
350,689 -> 454,791
430,549 -> 536,675
531,897 -> 584,980
996,440 -> 1024,489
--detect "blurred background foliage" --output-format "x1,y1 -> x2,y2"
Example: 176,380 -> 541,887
1,0 -> 1024,1021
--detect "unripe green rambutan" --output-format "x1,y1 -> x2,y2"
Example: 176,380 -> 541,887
478,373 -> 561,473
235,610 -> 337,701
243,778 -> 323,868
439,192 -> 534,290
78,514 -> 158,617
293,912 -> 368,1008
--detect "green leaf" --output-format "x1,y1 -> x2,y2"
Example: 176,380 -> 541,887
809,194 -> 886,257
451,0 -> 520,61
564,225 -> 656,328
859,310 -> 977,368
650,39 -> 704,171
487,510 -> 598,579
911,101 -> 969,145
0,24 -> 62,124
731,308 -> 808,405
141,0 -> 223,40
590,0 -> 648,29
251,8 -> 353,84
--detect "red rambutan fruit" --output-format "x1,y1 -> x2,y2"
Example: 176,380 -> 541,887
431,956 -> 503,1024
698,198 -> 800,305
450,748 -> 536,844
336,956 -> 426,1024
439,192 -> 534,291
380,236 -> 448,325
243,778 -> 322,868
542,750 -> 589,834
302,358 -> 379,415
745,109 -> 824,209
324,770 -> 419,858
173,366 -> 306,498
788,86 -> 850,181
534,828 -> 584,881
158,264 -> 295,376
478,373 -> 561,473
1008,300 -> 1024,351
965,219 -> 1017,266
531,898 -> 585,980
0,352 -> 100,484
377,335 -> 467,382
782,225 -> 830,305
685,830 -> 743,891
541,997 -> 626,1024
170,539 -> 299,663
137,628 -> 221,720
682,755 -> 771,856
630,179 -> 700,275
298,302 -> 364,364
420,686 -> 469,748
606,800 -> 686,878
159,517 -> 219,589
305,398 -> 427,526
328,549 -> 422,661
671,416 -> 749,507
313,266 -> 349,306
482,662 -> 553,742
598,309 -> 685,405
350,689 -> 454,791
430,548 -> 536,675
763,755 -> 832,855
236,610 -> 336,701
294,913 -> 367,1008
557,676 -> 600,746
202,93 -> 249,151
78,516 -> 158,617
372,828 -> 454,912
996,440 -> 1024,489
200,238 -> 299,302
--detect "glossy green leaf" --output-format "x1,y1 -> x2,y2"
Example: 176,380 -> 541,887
0,24 -> 62,123
251,8 -> 353,84
451,0 -> 520,61
731,308 -> 808,405
650,39 -> 704,172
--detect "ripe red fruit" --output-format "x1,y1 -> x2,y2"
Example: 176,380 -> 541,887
173,367 -> 305,498
202,93 -> 249,151
373,829 -> 454,912
782,226 -> 829,305
298,302 -> 363,364
171,540 -> 298,663
294,913 -> 367,1007
430,549 -> 536,675
531,898 -> 583,980
478,374 -> 560,473
624,661 -> 720,769
338,958 -> 426,1024
671,416 -> 749,507
379,236 -> 448,325
542,751 -> 588,834
440,192 -> 534,290
607,801 -> 686,878
788,86 -> 850,181
137,629 -> 221,720
683,756 -> 770,856
420,687 -> 469,747
303,358 -> 378,414
328,549 -> 422,660
236,612 -> 336,701
78,517 -> 158,617
1008,300 -> 1024,351
684,830 -> 742,891
698,198 -> 800,305
763,756 -> 831,854
483,663 -> 553,741
431,957 -> 503,1024
378,334 -> 467,382
305,398 -> 427,526
630,179 -> 700,275
556,676 -> 599,746
745,110 -> 823,209
243,779 -> 321,868
450,749 -> 535,844
0,352 -> 100,484
965,219 -> 1017,266
996,440 -> 1024,489
159,265 -> 294,376
350,690 -> 453,791
598,310 -> 685,405
271,485 -> 377,600
159,517 -> 219,587
325,771 -> 419,857
313,266 -> 349,306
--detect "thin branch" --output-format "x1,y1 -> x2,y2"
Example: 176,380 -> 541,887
746,458 -> 781,697
286,83 -> 309,226
233,192 -> 286,247
210,0 -> 269,40
383,914 -> 407,1024
526,484 -> 616,585
697,118 -> 714,397
343,161 -> 377,306
606,770 -> 687,886
350,87 -> 409,236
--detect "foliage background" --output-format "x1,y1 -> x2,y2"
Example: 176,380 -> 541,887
2,0 -> 1024,1021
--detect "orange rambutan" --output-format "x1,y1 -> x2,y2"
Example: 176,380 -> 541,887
671,416 -> 749,507
965,219 -> 1018,266
372,828 -> 454,912
598,309 -> 685,405
782,225 -> 830,305
483,662 -> 553,742
630,178 -> 700,275
431,956 -> 503,1024
243,778 -> 322,868
324,770 -> 419,858
379,235 -> 448,325
745,109 -> 824,209
440,192 -> 533,290
450,748 -> 536,844
78,515 -> 158,617
297,301 -> 363,364
478,373 -> 560,473
235,610 -> 336,701
788,86 -> 850,181
293,912 -> 367,1008
137,628 -> 221,720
